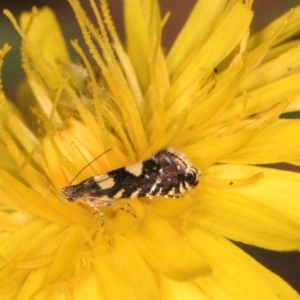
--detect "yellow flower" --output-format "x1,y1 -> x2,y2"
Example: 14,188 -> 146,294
1,0 -> 300,299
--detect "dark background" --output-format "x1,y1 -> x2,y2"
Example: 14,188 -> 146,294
0,0 -> 300,293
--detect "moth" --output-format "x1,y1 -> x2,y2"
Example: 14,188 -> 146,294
61,149 -> 199,210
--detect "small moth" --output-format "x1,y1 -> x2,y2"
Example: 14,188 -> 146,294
61,149 -> 199,210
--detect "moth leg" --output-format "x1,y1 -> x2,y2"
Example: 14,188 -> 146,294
112,200 -> 137,218
90,205 -> 105,226
119,206 -> 137,218
80,196 -> 115,226
164,194 -> 185,199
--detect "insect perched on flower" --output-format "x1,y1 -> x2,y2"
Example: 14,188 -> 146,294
2,1 -> 300,298
61,149 -> 199,210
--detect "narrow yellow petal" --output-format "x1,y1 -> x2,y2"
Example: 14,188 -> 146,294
124,0 -> 152,91
41,225 -> 83,285
241,43 -> 300,92
69,0 -> 148,155
0,96 -> 41,166
16,267 -> 48,300
168,2 -> 253,104
94,235 -> 159,300
126,216 -> 211,280
159,274 -> 209,300
224,120 -> 300,163
0,219 -> 50,260
0,144 -> 18,176
69,269 -> 105,300
248,6 -> 300,49
219,72 -> 300,124
182,129 -> 257,166
19,7 -> 71,89
206,164 -> 300,226
149,195 -> 199,220
189,186 -> 300,250
286,94 -> 300,113
0,169 -> 64,223
185,63 -> 247,130
167,0 -> 229,77
186,223 -> 300,300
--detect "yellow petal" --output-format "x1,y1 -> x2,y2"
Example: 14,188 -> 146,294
189,185 -> 300,250
179,61 -> 247,132
68,0 -> 148,156
0,144 -> 18,176
19,7 -> 71,89
16,266 -> 48,299
16,80 -> 41,132
185,223 -> 300,300
0,168 -> 63,223
168,2 -> 253,103
149,195 -> 199,220
41,224 -> 83,285
188,164 -> 300,250
4,221 -> 64,299
248,6 -> 300,49
0,219 -> 50,261
94,235 -> 159,300
182,128 -> 257,166
159,274 -> 209,300
206,164 -> 300,226
224,120 -> 300,163
167,0 -> 229,76
241,43 -> 300,92
126,216 -> 211,280
219,72 -> 300,124
124,0 -> 152,91
286,94 -> 300,113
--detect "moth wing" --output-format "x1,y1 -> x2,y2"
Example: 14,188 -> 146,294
79,196 -> 116,207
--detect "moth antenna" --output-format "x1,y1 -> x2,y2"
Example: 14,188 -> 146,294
69,148 -> 112,185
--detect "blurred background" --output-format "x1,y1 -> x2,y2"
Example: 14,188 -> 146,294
0,0 -> 300,293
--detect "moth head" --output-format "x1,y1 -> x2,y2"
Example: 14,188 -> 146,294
60,178 -> 96,201
184,166 -> 199,188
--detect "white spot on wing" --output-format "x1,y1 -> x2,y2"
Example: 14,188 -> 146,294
125,162 -> 143,176
149,178 -> 161,195
179,184 -> 186,193
113,189 -> 125,198
130,189 -> 140,198
95,174 -> 115,189
168,188 -> 175,195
